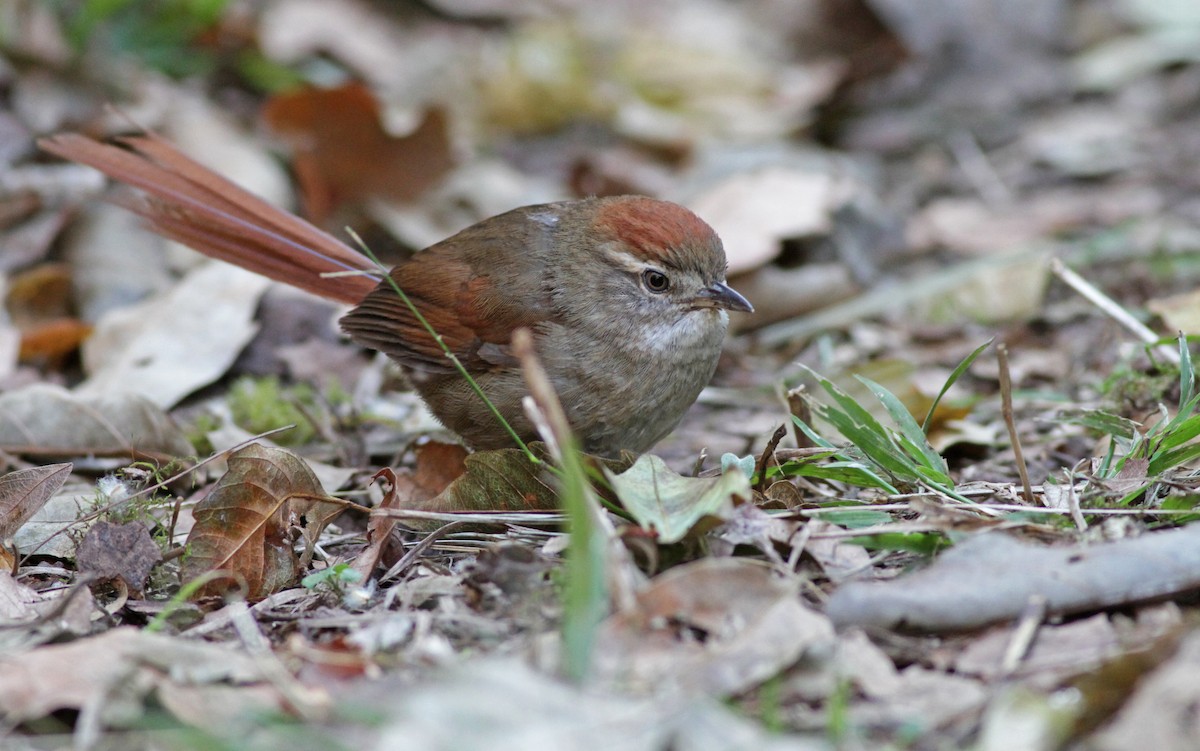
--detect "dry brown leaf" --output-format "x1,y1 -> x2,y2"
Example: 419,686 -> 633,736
4,261 -> 73,325
352,467 -> 404,580
17,318 -> 92,364
76,520 -> 162,595
263,83 -> 455,223
182,443 -> 341,600
413,446 -> 557,515
594,558 -> 832,695
0,462 -> 71,540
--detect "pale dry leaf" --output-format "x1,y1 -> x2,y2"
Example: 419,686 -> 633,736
259,0 -> 466,99
0,462 -> 71,539
11,486 -> 94,559
605,454 -> 748,544
62,203 -> 175,321
956,614 -> 1122,686
0,570 -> 40,621
594,558 -> 833,695
688,167 -> 839,275
0,626 -> 269,723
1089,629 -> 1200,751
0,383 -> 193,458
161,90 -> 294,210
77,263 -> 271,409
1147,288 -> 1200,334
850,664 -> 988,734
367,656 -> 828,751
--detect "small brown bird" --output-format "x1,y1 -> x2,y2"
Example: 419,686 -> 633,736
41,133 -> 752,457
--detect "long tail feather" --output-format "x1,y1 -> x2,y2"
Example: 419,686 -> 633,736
39,132 -> 379,304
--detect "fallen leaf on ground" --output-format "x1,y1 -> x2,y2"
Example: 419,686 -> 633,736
605,454 -> 749,544
263,83 -> 455,222
410,446 -> 556,515
0,383 -> 193,459
594,558 -> 832,695
182,443 -> 341,600
1089,629 -> 1200,751
353,442 -> 468,577
0,462 -> 71,541
0,626 -> 277,724
360,656 -> 829,751
76,520 -> 162,595
76,263 -> 272,409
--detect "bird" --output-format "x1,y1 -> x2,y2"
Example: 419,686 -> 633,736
40,132 -> 752,458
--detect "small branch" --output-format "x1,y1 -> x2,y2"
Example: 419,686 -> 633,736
1051,259 -> 1177,363
753,425 -> 788,493
997,343 -> 1035,504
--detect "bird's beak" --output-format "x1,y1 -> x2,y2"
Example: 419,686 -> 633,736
694,281 -> 754,313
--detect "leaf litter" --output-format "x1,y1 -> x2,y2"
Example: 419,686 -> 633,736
9,0 -> 1200,748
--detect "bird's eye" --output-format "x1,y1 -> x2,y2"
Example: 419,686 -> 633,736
642,269 -> 670,293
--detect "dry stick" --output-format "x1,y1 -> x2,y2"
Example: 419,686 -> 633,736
228,600 -> 329,720
1064,468 -> 1088,532
753,425 -> 788,493
786,385 -> 814,448
379,520 -> 467,583
513,330 -> 638,618
997,343 -> 1035,504
999,594 -> 1047,678
1050,258 -> 1178,363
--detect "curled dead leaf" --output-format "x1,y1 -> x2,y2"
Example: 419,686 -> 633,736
182,443 -> 343,600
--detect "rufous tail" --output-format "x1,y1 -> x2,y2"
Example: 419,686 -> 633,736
39,132 -> 378,305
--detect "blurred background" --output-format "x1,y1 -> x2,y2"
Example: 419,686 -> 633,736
3,0 -> 1200,460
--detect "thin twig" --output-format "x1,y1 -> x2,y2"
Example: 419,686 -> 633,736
379,521 -> 467,583
949,129 -> 1014,207
754,425 -> 788,492
999,594 -> 1047,678
997,343 -> 1035,504
1064,468 -> 1088,532
1051,258 -> 1177,363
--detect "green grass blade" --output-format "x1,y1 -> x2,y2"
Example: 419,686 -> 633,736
785,460 -> 900,493
921,339 -> 993,433
1180,333 -> 1194,410
857,375 -> 948,476
791,415 -> 838,449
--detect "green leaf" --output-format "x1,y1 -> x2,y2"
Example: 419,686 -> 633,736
784,460 -> 900,493
1180,333 -> 1195,410
922,339 -> 993,433
821,509 -> 894,528
606,455 -> 750,544
1059,409 -> 1140,440
847,532 -> 945,555
856,374 -> 935,463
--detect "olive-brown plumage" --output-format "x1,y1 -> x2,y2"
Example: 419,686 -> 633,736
40,132 -> 752,457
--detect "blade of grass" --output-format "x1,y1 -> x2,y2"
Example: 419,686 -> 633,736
857,375 -> 948,476
921,339 -> 993,433
1180,333 -> 1194,409
345,228 -> 537,465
